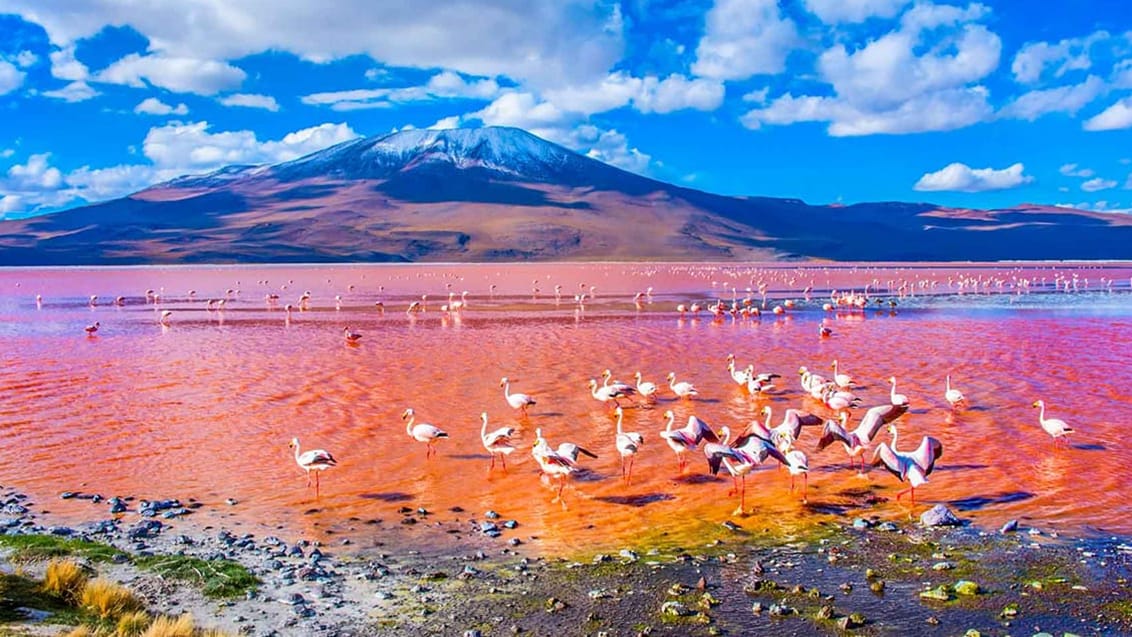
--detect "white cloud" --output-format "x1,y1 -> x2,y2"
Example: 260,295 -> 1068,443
1059,163 -> 1094,178
1113,59 -> 1132,89
581,128 -> 650,174
6,1 -> 623,89
999,75 -> 1105,121
96,54 -> 246,95
0,121 -> 363,215
469,92 -> 570,138
48,46 -> 88,81
15,50 -> 38,68
744,86 -> 992,136
802,0 -> 909,24
142,121 -> 360,173
913,161 -> 1033,193
1011,31 -> 1109,84
7,154 -> 63,191
134,97 -> 189,115
0,60 -> 25,95
218,93 -> 281,111
427,116 -> 461,130
542,72 -> 724,116
692,0 -> 800,80
1084,96 -> 1132,131
41,80 -> 100,102
742,2 -> 1000,136
0,149 -> 14,158
1081,177 -> 1116,192
302,71 -> 501,110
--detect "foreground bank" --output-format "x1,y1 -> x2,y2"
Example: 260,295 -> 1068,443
2,484 -> 1130,636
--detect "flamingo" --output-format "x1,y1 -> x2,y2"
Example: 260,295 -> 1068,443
815,403 -> 908,471
822,385 -> 860,412
343,326 -> 362,343
633,371 -> 659,402
289,437 -> 337,496
744,366 -> 780,394
830,360 -> 853,388
601,369 -> 637,396
1032,400 -> 1073,445
402,408 -> 448,459
159,310 -> 173,326
871,425 -> 943,504
888,376 -> 909,406
798,366 -> 828,398
778,433 -> 810,502
500,377 -> 537,414
531,428 -> 596,505
84,321 -> 100,336
613,406 -> 644,483
588,378 -> 633,409
666,372 -> 698,400
659,410 -> 719,471
704,425 -> 786,515
480,412 -> 516,471
944,375 -> 966,408
725,354 -> 750,387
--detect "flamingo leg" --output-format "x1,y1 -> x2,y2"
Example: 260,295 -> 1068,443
314,471 -> 320,497
802,473 -> 808,503
489,454 -> 496,470
501,454 -> 507,472
627,457 -> 634,484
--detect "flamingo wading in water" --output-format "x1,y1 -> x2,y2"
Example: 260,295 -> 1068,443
870,424 -> 943,504
1032,400 -> 1073,445
289,437 -> 337,496
613,406 -> 644,483
500,377 -> 537,414
659,410 -> 719,471
402,408 -> 448,459
480,412 -> 516,471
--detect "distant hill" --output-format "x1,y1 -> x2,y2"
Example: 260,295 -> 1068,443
1,126 -> 1129,264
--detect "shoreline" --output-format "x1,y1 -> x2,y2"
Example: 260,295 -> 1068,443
4,484 -> 1131,636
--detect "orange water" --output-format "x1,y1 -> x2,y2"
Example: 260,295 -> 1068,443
1,263 -> 1130,552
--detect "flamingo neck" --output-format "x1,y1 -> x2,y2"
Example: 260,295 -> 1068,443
405,415 -> 414,435
293,442 -> 301,462
720,426 -> 731,445
764,408 -> 773,430
946,375 -> 952,392
480,415 -> 488,438
1037,402 -> 1046,424
502,381 -> 511,399
665,413 -> 675,431
616,413 -> 624,435
890,428 -> 900,452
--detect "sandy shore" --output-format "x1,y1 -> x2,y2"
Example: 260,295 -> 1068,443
3,483 -> 1132,636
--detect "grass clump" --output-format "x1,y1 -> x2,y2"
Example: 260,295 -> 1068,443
140,613 -> 195,637
0,534 -> 125,563
117,609 -> 154,635
79,577 -> 144,620
134,555 -> 258,599
42,558 -> 90,602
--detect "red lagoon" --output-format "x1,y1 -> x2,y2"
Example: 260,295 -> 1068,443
1,262 -> 1130,553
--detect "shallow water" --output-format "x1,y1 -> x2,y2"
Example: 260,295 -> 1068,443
1,262 -> 1130,552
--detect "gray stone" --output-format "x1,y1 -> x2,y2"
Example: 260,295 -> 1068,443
920,504 -> 962,527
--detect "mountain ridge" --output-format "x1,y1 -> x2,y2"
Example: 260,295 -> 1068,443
1,126 -> 1129,264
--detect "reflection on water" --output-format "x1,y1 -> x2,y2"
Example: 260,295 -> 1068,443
1,262 -> 1131,552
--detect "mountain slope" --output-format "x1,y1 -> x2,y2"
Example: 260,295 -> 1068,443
0,126 -> 1129,264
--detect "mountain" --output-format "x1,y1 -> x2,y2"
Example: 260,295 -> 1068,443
1,126 -> 1129,264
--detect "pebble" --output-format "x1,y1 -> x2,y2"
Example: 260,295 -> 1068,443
920,504 -> 962,527
1001,519 -> 1019,533
852,518 -> 872,529
876,522 -> 899,532
484,510 -> 500,519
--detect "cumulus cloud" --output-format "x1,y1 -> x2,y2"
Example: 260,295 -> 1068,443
802,0 -> 909,24
1084,96 -> 1132,131
1011,31 -> 1109,84
134,97 -> 189,115
581,128 -> 651,174
302,71 -> 501,110
96,54 -> 246,95
15,50 -> 37,68
7,154 -> 64,191
5,1 -> 623,89
428,115 -> 461,130
48,46 -> 88,81
0,60 -> 25,95
692,0 -> 799,80
999,75 -> 1105,121
0,121 -> 361,215
1059,163 -> 1094,178
218,93 -> 281,111
542,72 -> 724,116
913,162 -> 1033,193
41,80 -> 100,102
742,2 -> 1000,136
1081,177 -> 1116,192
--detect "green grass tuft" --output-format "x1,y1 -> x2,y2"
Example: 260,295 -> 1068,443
0,534 -> 126,563
134,555 -> 258,599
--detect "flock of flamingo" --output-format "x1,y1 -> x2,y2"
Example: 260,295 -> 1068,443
289,348 -> 1075,515
47,277 -> 1082,517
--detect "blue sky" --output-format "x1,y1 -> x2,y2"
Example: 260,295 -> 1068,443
1,0 -> 1131,219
